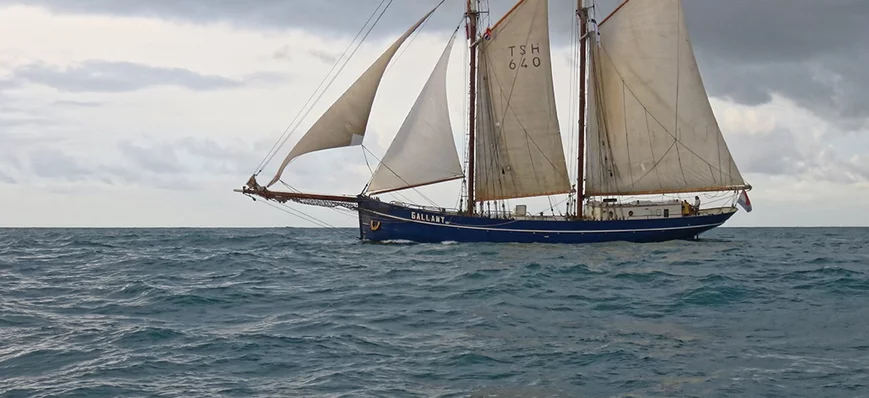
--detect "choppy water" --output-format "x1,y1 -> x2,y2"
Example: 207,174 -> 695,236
1,228 -> 868,397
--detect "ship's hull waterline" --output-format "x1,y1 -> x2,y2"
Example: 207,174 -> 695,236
356,197 -> 736,244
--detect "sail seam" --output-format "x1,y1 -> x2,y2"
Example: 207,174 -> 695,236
644,111 -> 664,190
362,146 -> 440,207
673,0 -> 690,187
622,81 -> 635,191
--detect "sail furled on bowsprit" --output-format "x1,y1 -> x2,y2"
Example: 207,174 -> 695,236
266,7 -> 438,188
366,33 -> 464,195
474,0 -> 572,202
585,0 -> 746,196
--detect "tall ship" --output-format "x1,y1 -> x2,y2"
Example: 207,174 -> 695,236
238,0 -> 754,243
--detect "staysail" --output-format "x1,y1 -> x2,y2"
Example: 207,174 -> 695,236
474,0 -> 572,202
366,34 -> 463,195
266,7 -> 437,188
584,0 -> 746,196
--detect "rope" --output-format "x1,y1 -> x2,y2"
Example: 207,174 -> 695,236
361,146 -> 440,208
253,0 -> 394,176
251,194 -> 348,232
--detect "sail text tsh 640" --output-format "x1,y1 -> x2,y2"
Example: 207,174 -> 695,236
474,0 -> 572,202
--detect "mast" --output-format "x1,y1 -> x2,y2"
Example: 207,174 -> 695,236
465,0 -> 478,214
576,0 -> 588,218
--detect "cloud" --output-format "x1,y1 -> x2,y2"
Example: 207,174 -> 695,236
10,136 -> 267,189
117,137 -> 268,178
683,0 -> 869,130
0,115 -> 54,127
0,78 -> 19,90
52,99 -> 103,107
726,123 -> 869,185
29,148 -> 97,181
274,46 -> 340,65
8,60 -> 255,93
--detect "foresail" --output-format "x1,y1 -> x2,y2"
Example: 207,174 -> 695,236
584,0 -> 745,196
366,34 -> 463,195
266,7 -> 437,188
474,0 -> 572,202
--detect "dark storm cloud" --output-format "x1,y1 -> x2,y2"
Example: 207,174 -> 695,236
683,0 -> 869,129
9,61 -> 252,93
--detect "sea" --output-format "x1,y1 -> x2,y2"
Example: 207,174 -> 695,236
0,227 -> 867,398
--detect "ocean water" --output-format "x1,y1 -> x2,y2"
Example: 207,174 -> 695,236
0,228 -> 868,397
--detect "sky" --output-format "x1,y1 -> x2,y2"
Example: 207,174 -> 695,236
0,0 -> 867,228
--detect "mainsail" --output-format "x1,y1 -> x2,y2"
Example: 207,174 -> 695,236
474,0 -> 572,202
366,34 -> 463,195
266,7 -> 437,188
584,0 -> 746,196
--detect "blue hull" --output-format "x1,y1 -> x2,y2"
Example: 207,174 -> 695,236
356,197 -> 735,244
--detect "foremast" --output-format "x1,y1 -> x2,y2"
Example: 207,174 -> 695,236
576,0 -> 589,218
465,0 -> 479,215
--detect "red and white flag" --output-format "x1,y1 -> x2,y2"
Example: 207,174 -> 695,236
737,190 -> 752,213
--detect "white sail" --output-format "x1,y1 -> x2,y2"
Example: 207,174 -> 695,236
267,8 -> 436,187
366,34 -> 463,195
584,0 -> 745,196
474,0 -> 572,202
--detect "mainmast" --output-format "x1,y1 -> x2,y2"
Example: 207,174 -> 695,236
465,0 -> 478,214
576,0 -> 589,218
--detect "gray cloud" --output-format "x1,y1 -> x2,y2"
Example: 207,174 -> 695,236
52,100 -> 103,107
8,132 -> 374,194
9,61 -> 252,93
0,115 -> 55,127
729,127 -> 869,184
843,155 -> 869,182
29,148 -> 97,181
11,137 -> 266,187
274,47 -> 340,65
732,129 -> 807,176
0,170 -> 13,183
0,78 -> 19,90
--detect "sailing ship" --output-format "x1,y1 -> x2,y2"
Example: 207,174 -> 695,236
237,0 -> 753,243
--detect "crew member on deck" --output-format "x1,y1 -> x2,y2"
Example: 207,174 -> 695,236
694,196 -> 701,215
681,200 -> 691,216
